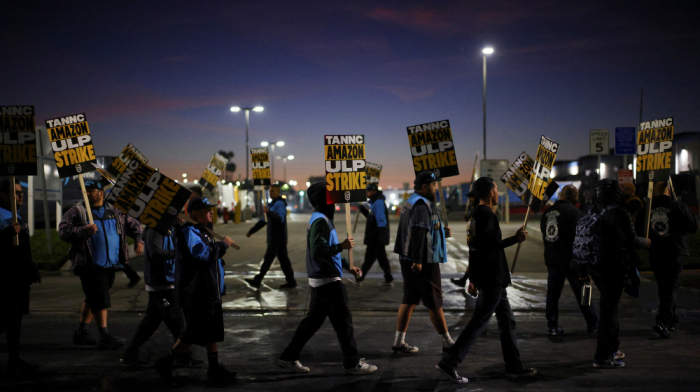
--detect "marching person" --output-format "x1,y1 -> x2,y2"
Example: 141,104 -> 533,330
648,181 -> 698,338
451,190 -> 477,287
120,217 -> 202,368
245,184 -> 296,289
353,183 -> 393,287
540,185 -> 598,335
437,177 -> 535,383
155,197 -> 237,385
392,171 -> 454,354
277,182 -> 377,375
0,179 -> 41,376
59,180 -> 143,350
578,179 -> 650,368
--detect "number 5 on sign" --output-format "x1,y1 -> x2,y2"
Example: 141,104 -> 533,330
590,129 -> 609,155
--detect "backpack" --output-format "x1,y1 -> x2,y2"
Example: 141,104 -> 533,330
572,205 -> 617,265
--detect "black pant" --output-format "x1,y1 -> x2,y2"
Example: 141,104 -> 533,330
360,243 -> 393,281
124,290 -> 184,355
122,263 -> 140,281
280,281 -> 359,368
592,274 -> 625,361
440,287 -> 522,371
546,264 -> 598,329
0,311 -> 22,363
651,257 -> 683,328
255,244 -> 295,284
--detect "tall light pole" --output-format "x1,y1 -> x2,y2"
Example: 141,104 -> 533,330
482,47 -> 494,159
277,155 -> 294,183
261,141 -> 284,183
230,106 -> 264,187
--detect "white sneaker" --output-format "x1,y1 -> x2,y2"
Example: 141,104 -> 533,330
378,281 -> 394,287
392,343 -> 419,354
344,358 -> 377,375
352,279 -> 363,287
277,359 -> 310,373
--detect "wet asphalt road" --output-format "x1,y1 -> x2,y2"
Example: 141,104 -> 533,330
2,213 -> 700,391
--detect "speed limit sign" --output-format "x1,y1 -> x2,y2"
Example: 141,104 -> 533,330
589,129 -> 609,155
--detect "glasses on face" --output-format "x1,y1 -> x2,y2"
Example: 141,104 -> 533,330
15,191 -> 24,197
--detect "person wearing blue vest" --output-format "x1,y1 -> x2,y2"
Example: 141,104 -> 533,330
437,177 -> 535,384
121,217 -> 202,368
392,171 -> 454,355
277,182 -> 377,375
353,183 -> 393,287
59,180 -> 143,351
155,197 -> 236,385
245,184 -> 296,289
0,179 -> 41,377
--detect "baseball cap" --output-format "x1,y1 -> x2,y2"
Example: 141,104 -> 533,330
84,180 -> 103,190
414,171 -> 439,186
367,183 -> 379,192
187,196 -> 217,212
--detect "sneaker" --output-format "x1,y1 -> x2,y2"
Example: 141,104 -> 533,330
352,278 -> 363,287
435,363 -> 468,384
127,275 -> 142,288
245,278 -> 261,288
593,359 -> 625,368
450,278 -> 467,288
344,358 -> 377,375
73,330 -> 97,346
98,334 -> 125,350
392,343 -> 419,354
154,357 -> 174,380
280,282 -> 297,289
175,351 -> 204,368
277,359 -> 311,373
653,324 -> 670,339
120,353 -> 149,367
613,350 -> 625,360
547,326 -> 565,336
505,367 -> 537,377
379,280 -> 394,287
207,363 -> 237,383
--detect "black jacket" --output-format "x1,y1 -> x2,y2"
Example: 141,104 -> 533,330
541,200 -> 580,267
589,205 -> 647,277
469,204 -> 518,289
359,191 -> 390,246
0,204 -> 39,287
248,196 -> 288,246
649,195 -> 699,259
143,227 -> 176,290
174,222 -> 228,308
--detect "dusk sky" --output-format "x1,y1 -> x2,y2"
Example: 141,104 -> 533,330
3,1 -> 699,189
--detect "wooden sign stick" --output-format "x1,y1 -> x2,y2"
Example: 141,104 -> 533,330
178,213 -> 241,250
10,176 -> 19,246
510,205 -> 530,273
437,179 -> 449,227
345,203 -> 354,269
78,174 -> 94,224
645,182 -> 654,238
352,206 -> 362,234
669,177 -> 677,201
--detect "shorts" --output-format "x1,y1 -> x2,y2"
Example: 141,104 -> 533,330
77,266 -> 116,313
180,302 -> 224,346
400,260 -> 443,310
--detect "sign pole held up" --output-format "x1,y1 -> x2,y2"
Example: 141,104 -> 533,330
645,182 -> 654,238
78,174 -> 94,224
345,203 -> 354,268
352,207 -> 361,234
10,176 -> 19,246
464,151 -> 479,216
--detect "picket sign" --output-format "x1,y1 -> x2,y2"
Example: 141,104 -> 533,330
78,174 -> 94,224
10,176 -> 18,246
345,203 -> 354,268
177,213 -> 241,250
510,205 -> 530,273
464,151 -> 479,216
437,180 -> 449,227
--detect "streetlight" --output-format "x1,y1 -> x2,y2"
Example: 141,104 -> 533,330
482,46 -> 494,159
261,141 -> 284,182
230,105 -> 264,187
182,173 -> 187,178
276,155 -> 294,183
